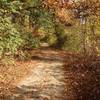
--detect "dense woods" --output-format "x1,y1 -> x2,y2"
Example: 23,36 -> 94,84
0,0 -> 100,99
0,0 -> 100,59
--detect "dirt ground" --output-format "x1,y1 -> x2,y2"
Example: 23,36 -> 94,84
0,49 -> 100,100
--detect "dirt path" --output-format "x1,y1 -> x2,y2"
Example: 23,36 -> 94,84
1,49 -> 100,100
0,49 -> 76,100
9,50 -> 78,100
4,60 -> 69,100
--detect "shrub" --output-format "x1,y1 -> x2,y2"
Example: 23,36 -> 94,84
21,33 -> 40,50
0,17 -> 24,58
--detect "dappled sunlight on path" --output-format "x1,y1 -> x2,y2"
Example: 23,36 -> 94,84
4,59 -> 76,100
1,49 -> 100,100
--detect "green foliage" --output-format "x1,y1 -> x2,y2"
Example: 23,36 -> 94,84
38,10 -> 56,45
8,1 -> 23,13
0,0 -> 41,61
32,8 -> 55,33
32,7 -> 57,45
27,0 -> 42,7
54,23 -> 67,49
22,0 -> 42,9
62,32 -> 81,51
0,56 -> 15,66
0,16 -> 24,57
22,33 -> 40,49
37,9 -> 55,32
0,0 -> 7,4
47,34 -> 57,46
